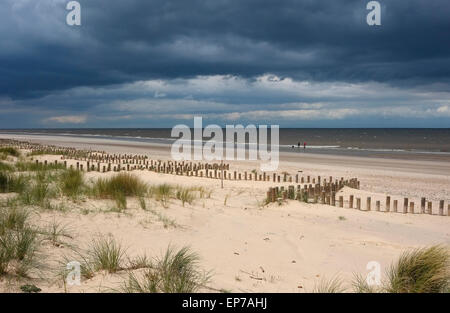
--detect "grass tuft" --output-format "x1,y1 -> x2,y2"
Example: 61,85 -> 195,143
176,188 -> 195,206
0,147 -> 20,157
385,245 -> 449,293
122,246 -> 210,293
59,168 -> 84,198
0,162 -> 14,172
352,273 -> 379,293
91,173 -> 147,199
89,236 -> 125,273
149,184 -> 173,207
313,275 -> 346,293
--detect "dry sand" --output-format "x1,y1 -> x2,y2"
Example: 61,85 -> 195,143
0,133 -> 449,293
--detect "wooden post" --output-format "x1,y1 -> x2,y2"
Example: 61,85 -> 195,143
403,198 -> 408,214
385,196 -> 390,212
376,201 -> 380,212
409,202 -> 414,214
367,197 -> 371,211
448,204 -> 450,217
438,200 -> 444,216
221,160 -> 224,189
393,200 -> 398,213
427,201 -> 432,215
339,196 -> 343,208
421,197 -> 426,214
356,198 -> 361,210
349,195 -> 354,209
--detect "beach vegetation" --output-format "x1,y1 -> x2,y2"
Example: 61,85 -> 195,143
39,220 -> 72,247
0,172 -> 27,193
0,207 -> 39,277
352,273 -> 379,293
58,168 -> 84,198
0,162 -> 14,172
176,187 -> 195,206
149,183 -> 173,207
122,246 -> 210,293
313,275 -> 346,293
0,147 -> 20,157
89,236 -> 125,273
91,173 -> 147,199
385,245 -> 449,293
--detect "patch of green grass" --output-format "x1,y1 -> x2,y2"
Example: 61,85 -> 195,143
18,179 -> 52,207
59,168 -> 84,198
122,246 -> 210,293
89,236 -> 125,273
91,173 -> 147,199
385,245 -> 449,293
0,147 -> 20,157
176,187 -> 195,206
0,162 -> 14,172
0,207 -> 30,234
149,184 -> 173,207
0,171 -> 28,193
0,226 -> 39,277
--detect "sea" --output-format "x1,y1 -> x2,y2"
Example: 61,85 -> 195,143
1,128 -> 449,160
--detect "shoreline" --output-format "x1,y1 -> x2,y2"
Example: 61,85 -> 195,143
1,131 -> 450,159
1,133 -> 450,176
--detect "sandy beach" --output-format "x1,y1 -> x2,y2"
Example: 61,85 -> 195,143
0,133 -> 449,293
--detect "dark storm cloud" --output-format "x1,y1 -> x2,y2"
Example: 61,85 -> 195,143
1,0 -> 450,100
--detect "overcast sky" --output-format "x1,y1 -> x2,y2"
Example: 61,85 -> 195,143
1,0 -> 449,128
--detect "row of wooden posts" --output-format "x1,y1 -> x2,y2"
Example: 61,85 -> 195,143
7,140 -> 362,185
37,158 -> 352,185
267,185 -> 450,216
2,140 -> 98,158
267,178 -> 360,203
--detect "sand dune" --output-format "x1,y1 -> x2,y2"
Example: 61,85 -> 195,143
0,134 -> 448,293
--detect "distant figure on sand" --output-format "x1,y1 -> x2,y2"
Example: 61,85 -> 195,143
303,142 -> 306,149
297,142 -> 301,148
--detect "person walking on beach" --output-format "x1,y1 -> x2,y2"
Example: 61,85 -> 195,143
303,142 -> 306,150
